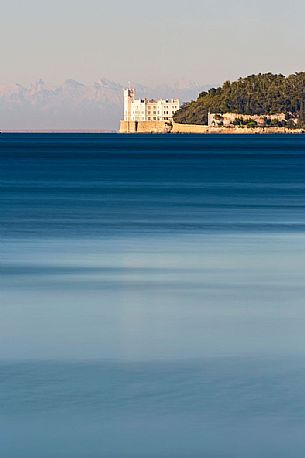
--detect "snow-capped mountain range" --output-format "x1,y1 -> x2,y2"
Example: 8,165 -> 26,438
0,78 -> 209,131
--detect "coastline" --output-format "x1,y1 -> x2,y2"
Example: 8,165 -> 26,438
1,126 -> 303,135
120,120 -> 305,134
0,130 -> 116,134
171,122 -> 305,135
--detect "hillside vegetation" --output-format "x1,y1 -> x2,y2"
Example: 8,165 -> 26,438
174,73 -> 305,125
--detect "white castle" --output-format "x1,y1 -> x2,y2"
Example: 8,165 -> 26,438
124,88 -> 180,122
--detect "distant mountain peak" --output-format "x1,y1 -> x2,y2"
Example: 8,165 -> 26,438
0,78 -> 209,130
64,79 -> 85,88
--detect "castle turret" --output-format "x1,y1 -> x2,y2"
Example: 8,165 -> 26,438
124,88 -> 135,121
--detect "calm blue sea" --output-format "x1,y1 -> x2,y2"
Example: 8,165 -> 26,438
1,133 -> 305,457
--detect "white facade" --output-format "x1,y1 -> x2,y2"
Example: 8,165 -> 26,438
124,88 -> 180,122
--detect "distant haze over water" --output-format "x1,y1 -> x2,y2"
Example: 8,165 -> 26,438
0,79 -> 209,131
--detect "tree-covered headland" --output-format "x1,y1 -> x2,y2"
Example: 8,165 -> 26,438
173,73 -> 305,127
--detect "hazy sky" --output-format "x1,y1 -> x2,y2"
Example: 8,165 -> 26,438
1,0 -> 305,86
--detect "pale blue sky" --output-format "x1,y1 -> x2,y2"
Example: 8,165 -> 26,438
1,0 -> 305,86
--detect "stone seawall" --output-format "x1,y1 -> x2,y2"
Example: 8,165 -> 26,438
120,120 -> 304,134
120,120 -> 170,133
171,123 -> 209,134
172,122 -> 304,134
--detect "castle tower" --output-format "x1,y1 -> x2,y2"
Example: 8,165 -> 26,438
124,88 -> 135,121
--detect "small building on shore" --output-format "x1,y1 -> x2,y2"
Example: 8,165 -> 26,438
208,112 -> 289,127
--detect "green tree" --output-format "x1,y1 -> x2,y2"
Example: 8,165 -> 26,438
174,72 -> 305,126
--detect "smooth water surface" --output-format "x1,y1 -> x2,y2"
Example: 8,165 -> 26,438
1,134 -> 305,457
